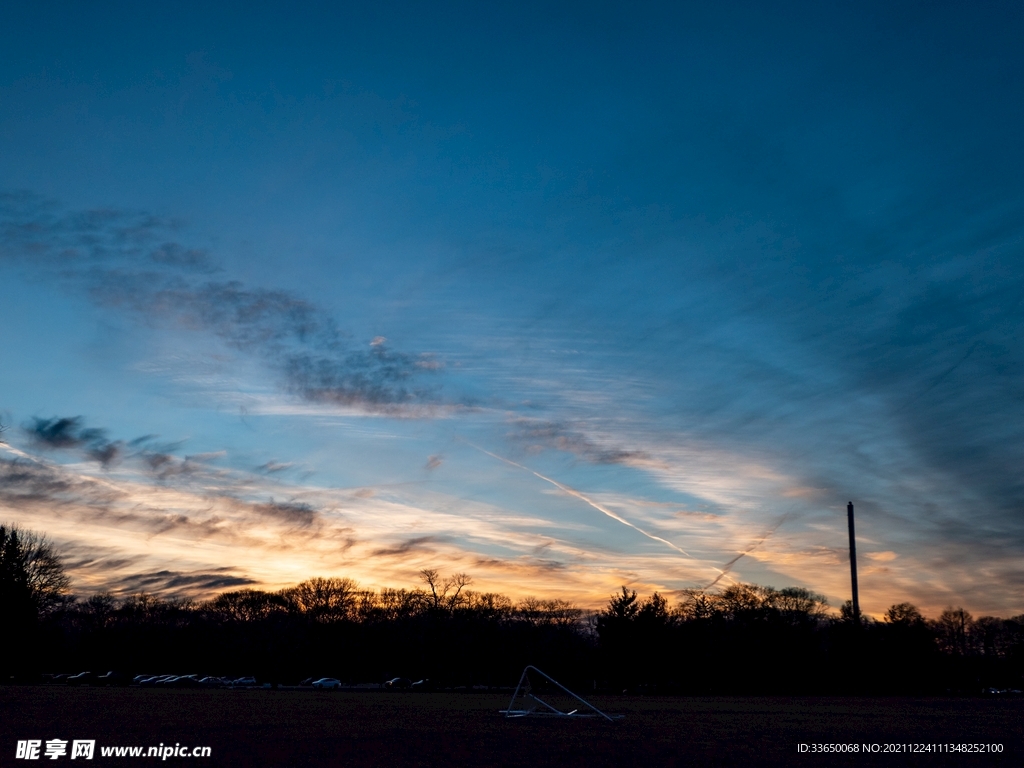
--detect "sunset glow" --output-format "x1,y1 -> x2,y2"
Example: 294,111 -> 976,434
3,3 -> 1024,620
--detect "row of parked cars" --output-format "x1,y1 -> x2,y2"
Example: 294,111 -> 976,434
43,671 -> 433,689
298,677 -> 433,690
42,672 -> 260,687
44,672 -> 129,686
134,675 -> 258,687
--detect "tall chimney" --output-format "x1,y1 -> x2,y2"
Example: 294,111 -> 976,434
847,501 -> 860,625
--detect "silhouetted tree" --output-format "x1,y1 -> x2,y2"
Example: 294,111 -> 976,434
885,602 -> 925,626
775,587 -> 829,623
637,592 -> 671,625
676,588 -> 716,620
420,569 -> 471,613
934,607 -> 974,656
718,583 -> 766,618
838,599 -> 871,625
283,577 -> 358,622
8,526 -> 1021,695
211,589 -> 289,622
603,587 -> 639,622
1,524 -> 71,676
0,524 -> 70,616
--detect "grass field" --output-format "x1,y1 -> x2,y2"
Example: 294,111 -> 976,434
2,688 -> 1022,767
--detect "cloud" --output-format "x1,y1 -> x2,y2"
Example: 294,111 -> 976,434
23,415 -> 125,468
107,568 -> 257,597
282,345 -> 431,411
252,500 -> 318,528
0,451 -> 276,545
0,455 -> 84,503
0,194 -> 445,414
7,385 -> 1024,617
24,416 -> 124,467
257,461 -> 292,474
370,535 -> 439,557
471,556 -> 568,574
507,418 -> 650,464
865,551 -> 898,563
138,449 -> 227,482
25,417 -> 87,449
21,418 -> 234,480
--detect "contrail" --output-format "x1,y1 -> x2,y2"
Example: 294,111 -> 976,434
702,513 -> 790,590
464,440 -> 709,564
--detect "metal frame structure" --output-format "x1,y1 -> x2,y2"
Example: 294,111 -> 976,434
500,665 -> 622,721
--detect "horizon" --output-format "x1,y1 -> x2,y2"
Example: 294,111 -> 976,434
3,2 -> 1024,620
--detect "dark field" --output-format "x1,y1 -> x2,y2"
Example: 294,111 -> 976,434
2,688 -> 1022,767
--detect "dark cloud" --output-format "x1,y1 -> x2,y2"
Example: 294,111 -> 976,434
23,417 -> 123,466
508,419 -> 649,464
90,277 -> 334,351
0,194 -> 443,413
20,417 -> 225,478
472,556 -> 568,574
25,417 -> 85,449
108,569 -> 256,596
87,442 -> 122,466
253,500 -> 317,527
257,461 -> 292,474
370,536 -> 438,557
0,456 -> 81,503
139,451 -> 207,481
283,346 -> 428,410
1,192 -> 192,272
63,555 -> 143,573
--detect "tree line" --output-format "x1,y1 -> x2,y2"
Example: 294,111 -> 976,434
3,524 -> 1023,693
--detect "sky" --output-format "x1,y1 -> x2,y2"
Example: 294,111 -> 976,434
2,1 -> 1024,617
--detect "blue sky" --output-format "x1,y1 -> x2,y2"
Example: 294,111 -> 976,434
2,1 -> 1024,616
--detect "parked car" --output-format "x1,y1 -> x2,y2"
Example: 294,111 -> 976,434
66,672 -> 96,686
141,675 -> 176,686
384,677 -> 411,689
231,676 -> 257,686
312,678 -> 341,690
410,678 -> 433,691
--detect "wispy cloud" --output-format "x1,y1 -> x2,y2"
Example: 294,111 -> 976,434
252,500 -> 319,528
370,535 -> 440,557
507,418 -> 649,464
5,427 -> 1024,615
0,193 -> 446,414
107,569 -> 258,598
